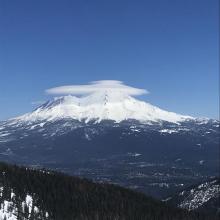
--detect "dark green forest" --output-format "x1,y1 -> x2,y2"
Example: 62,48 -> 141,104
0,162 -> 217,220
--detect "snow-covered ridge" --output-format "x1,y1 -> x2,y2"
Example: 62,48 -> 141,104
179,180 -> 220,211
14,91 -> 193,124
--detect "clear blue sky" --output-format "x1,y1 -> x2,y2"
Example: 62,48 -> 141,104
0,0 -> 219,120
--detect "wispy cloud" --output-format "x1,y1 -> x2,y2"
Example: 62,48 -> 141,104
46,80 -> 148,96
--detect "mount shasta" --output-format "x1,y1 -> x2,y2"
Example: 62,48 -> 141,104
0,90 -> 219,199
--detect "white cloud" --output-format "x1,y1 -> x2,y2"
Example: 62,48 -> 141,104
46,80 -> 148,96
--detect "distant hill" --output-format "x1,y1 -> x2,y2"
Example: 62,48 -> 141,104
0,162 -> 216,220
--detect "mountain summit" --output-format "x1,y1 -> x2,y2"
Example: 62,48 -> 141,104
16,91 -> 192,123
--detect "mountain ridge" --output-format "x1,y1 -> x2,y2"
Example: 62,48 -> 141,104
165,177 -> 220,216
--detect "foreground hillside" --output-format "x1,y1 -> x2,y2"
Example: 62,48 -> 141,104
0,162 -> 216,220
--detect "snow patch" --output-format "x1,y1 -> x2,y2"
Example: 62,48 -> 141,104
0,188 -> 47,220
160,129 -> 178,134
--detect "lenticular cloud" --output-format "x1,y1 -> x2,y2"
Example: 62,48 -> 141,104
46,80 -> 148,96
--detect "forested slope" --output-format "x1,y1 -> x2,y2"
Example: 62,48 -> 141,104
0,162 -> 217,220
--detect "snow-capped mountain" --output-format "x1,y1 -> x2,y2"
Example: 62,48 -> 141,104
14,92 -> 193,124
0,92 -> 219,199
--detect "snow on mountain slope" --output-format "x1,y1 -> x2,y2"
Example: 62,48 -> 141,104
14,91 -> 193,124
166,178 -> 220,212
179,180 -> 220,211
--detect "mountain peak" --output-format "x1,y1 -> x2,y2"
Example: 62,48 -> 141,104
15,93 -> 193,123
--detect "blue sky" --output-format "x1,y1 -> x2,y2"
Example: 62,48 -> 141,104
0,0 -> 219,120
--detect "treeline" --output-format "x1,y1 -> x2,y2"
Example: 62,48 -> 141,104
0,162 -> 217,220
